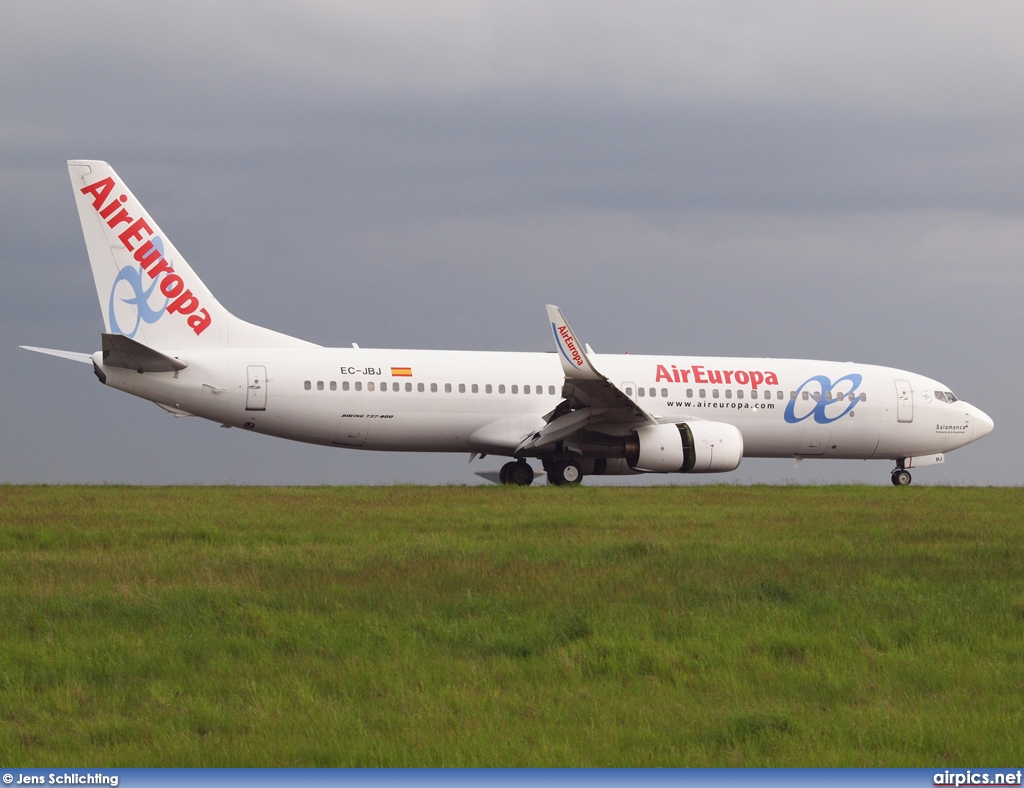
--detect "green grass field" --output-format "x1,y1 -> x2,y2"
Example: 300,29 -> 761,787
1,485 -> 1022,766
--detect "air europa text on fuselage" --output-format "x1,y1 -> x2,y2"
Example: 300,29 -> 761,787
80,176 -> 211,336
655,364 -> 779,389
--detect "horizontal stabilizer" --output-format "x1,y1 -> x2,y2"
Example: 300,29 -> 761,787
102,333 -> 187,373
20,346 -> 93,364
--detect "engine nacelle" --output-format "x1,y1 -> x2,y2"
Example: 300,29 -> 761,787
625,421 -> 743,474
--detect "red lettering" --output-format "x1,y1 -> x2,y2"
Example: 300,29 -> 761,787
147,257 -> 174,278
708,369 -> 723,384
765,372 -> 779,386
655,365 -> 672,383
80,177 -> 114,210
133,241 -> 162,269
167,289 -> 199,315
723,370 -> 733,384
188,308 -> 211,335
105,207 -> 134,230
750,371 -> 764,389
99,194 -> 127,219
118,218 -> 152,252
693,365 -> 707,384
678,367 -> 690,383
735,370 -> 749,385
159,274 -> 185,298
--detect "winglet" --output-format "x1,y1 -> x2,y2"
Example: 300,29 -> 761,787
545,305 -> 603,381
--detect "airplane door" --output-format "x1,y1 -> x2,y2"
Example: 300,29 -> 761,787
895,379 -> 913,423
246,366 -> 267,411
622,382 -> 636,399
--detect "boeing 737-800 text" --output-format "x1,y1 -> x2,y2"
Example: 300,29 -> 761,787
22,161 -> 994,486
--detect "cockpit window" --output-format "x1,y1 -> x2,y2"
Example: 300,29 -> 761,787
934,390 -> 959,403
945,391 -> 958,403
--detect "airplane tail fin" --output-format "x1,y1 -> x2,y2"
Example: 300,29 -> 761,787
68,160 -> 315,350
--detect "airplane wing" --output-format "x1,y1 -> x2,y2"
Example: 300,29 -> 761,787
517,306 -> 656,453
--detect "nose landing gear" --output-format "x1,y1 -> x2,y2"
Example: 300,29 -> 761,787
891,461 -> 912,486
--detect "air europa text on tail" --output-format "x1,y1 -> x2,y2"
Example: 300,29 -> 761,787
80,176 -> 212,336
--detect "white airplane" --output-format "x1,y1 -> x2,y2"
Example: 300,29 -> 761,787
22,161 -> 994,486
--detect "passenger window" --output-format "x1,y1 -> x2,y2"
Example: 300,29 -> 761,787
459,384 -> 466,393
860,393 -> 867,402
825,391 -> 832,401
342,381 -> 350,391
499,384 -> 506,394
661,388 -> 668,398
524,385 -> 531,394
418,383 -> 424,392
330,381 -> 337,391
486,384 -> 492,394
778,391 -> 784,400
537,385 -> 543,395
725,389 -> 732,399
548,385 -> 556,395
648,388 -> 656,398
511,385 -> 518,394
317,381 -> 324,391
801,391 -> 809,401
405,382 -> 412,392
430,383 -> 437,393
445,383 -> 452,393
304,380 -> 311,390
737,390 -> 743,399
699,389 -> 706,398
751,390 -> 757,399
367,382 -> 375,392
686,388 -> 693,398
625,386 -> 633,396
712,389 -> 719,399
355,381 -> 362,392
381,382 -> 388,392
471,384 -> 478,393
811,392 -> 820,402
637,388 -> 645,397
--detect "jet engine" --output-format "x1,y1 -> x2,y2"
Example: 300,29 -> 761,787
624,421 -> 743,473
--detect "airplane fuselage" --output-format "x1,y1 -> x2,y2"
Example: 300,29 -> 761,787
95,345 -> 990,463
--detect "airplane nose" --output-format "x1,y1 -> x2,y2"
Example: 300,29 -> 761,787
973,407 -> 994,440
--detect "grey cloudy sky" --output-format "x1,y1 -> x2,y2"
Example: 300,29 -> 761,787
2,1 -> 1020,485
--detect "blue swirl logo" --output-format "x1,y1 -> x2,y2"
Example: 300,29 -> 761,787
784,373 -> 863,424
108,237 -> 169,337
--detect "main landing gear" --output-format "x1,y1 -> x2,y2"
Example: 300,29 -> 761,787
891,461 -> 912,486
499,460 -> 535,486
546,459 -> 583,486
498,459 -> 585,486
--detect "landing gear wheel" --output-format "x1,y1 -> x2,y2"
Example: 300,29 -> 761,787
501,461 -> 534,486
891,469 -> 912,486
548,459 -> 583,486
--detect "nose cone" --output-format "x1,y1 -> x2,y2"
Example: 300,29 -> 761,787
972,406 -> 994,441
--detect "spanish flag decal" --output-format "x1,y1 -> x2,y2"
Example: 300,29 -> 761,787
391,367 -> 413,377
